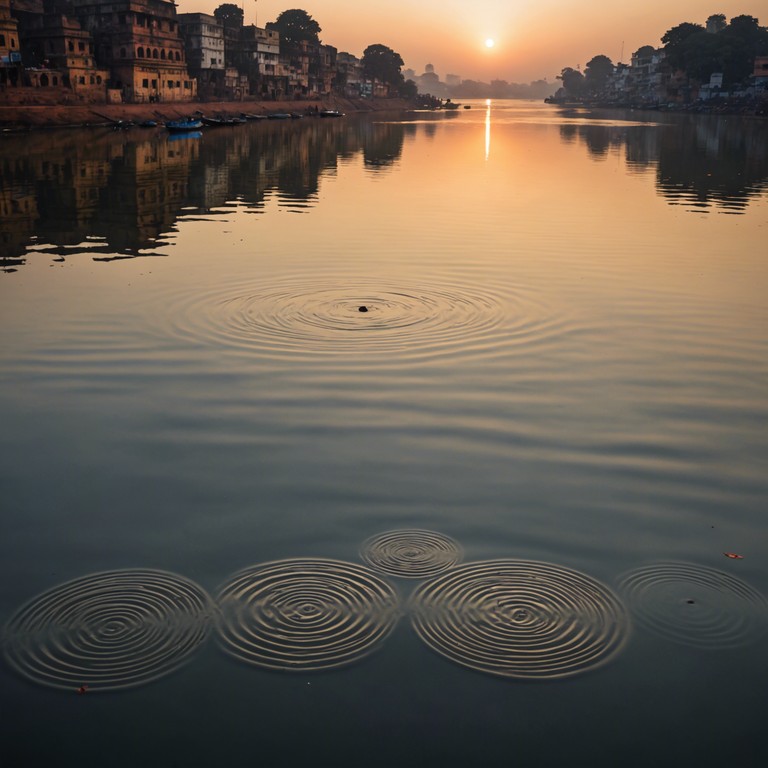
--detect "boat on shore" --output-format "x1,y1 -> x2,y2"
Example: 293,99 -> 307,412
200,115 -> 244,127
166,118 -> 203,132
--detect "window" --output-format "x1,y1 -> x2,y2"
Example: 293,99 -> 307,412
40,74 -> 49,86
151,79 -> 157,88
96,75 -> 102,84
152,49 -> 158,59
79,76 -> 85,84
69,41 -> 74,52
142,78 -> 148,88
90,75 -> 95,84
0,35 -> 4,47
176,80 -> 180,88
137,47 -> 144,58
167,80 -> 173,88
78,42 -> 85,52
175,51 -> 181,61
184,81 -> 190,89
160,49 -> 166,60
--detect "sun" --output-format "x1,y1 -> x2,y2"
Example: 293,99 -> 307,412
485,38 -> 495,49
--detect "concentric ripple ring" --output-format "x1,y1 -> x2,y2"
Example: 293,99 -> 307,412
361,529 -> 463,578
410,560 -> 629,680
618,562 -> 768,649
2,569 -> 213,691
215,558 -> 400,671
153,275 -> 572,362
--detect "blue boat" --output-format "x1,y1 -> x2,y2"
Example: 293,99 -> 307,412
166,118 -> 203,132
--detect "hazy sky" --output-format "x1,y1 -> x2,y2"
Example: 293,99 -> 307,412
177,1 -> 766,82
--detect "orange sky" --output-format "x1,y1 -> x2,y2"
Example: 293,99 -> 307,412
177,1 -> 766,83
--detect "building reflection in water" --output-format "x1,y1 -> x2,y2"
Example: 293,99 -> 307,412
2,110 -> 766,270
0,116 -> 413,268
557,111 -> 768,214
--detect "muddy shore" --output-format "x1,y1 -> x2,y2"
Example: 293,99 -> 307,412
0,96 -> 415,129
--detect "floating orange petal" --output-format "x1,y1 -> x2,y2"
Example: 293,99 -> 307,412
723,552 -> 744,559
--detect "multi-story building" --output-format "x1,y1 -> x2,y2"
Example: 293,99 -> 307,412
336,51 -> 362,97
0,0 -> 22,87
69,0 -> 195,103
21,9 -> 109,100
317,44 -> 336,96
754,56 -> 768,88
177,12 -> 224,99
255,25 -> 283,98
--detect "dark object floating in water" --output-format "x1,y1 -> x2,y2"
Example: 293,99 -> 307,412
618,562 -> 768,650
723,552 -> 744,559
358,306 -> 368,312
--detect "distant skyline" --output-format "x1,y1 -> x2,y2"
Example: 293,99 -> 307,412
177,1 -> 766,83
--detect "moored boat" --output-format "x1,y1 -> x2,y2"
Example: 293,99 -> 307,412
166,118 -> 203,132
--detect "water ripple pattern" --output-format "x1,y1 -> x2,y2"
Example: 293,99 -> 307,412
410,560 -> 629,680
2,570 -> 213,692
618,563 -> 768,650
361,529 -> 463,578
155,276 -> 569,361
215,558 -> 399,671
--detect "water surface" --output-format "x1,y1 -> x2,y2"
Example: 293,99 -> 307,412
1,100 -> 767,767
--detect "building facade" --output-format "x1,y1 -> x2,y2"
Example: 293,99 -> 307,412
0,0 -> 22,87
177,12 -> 224,99
69,0 -> 195,102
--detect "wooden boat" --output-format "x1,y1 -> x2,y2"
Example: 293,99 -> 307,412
267,112 -> 292,119
319,109 -> 344,118
166,118 -> 203,132
200,116 -> 241,127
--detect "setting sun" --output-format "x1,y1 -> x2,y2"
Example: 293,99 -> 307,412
485,38 -> 495,48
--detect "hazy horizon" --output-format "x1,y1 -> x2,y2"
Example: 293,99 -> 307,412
175,1 -> 766,83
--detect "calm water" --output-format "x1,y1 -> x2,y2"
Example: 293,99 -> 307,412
1,100 -> 767,767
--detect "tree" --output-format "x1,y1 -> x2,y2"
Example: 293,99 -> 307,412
584,54 -> 614,93
362,44 -> 405,87
706,14 -> 727,33
399,79 -> 418,99
213,3 -> 243,28
720,15 -> 768,83
662,22 -> 705,69
557,67 -> 585,97
267,9 -> 321,45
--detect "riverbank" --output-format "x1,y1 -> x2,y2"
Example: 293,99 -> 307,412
0,95 -> 415,130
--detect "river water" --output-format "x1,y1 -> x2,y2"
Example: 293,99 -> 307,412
1,100 -> 767,767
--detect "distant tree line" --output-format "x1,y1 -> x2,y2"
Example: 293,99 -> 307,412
451,79 -> 555,99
